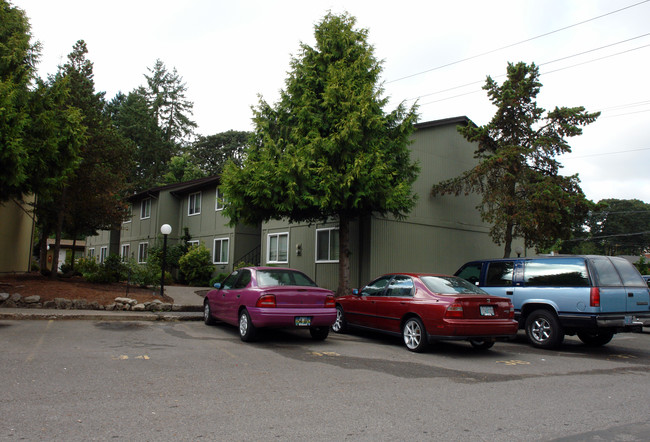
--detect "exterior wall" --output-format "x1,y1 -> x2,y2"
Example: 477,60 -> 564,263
261,219 -> 360,292
176,185 -> 260,275
0,196 -> 35,273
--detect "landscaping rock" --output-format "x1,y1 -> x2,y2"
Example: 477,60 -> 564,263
24,295 -> 41,304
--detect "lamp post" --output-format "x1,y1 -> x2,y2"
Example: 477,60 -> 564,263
160,224 -> 172,297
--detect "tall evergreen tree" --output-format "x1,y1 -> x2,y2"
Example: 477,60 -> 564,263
432,62 -> 599,257
37,40 -> 132,275
190,130 -> 250,176
0,0 -> 40,200
222,13 -> 419,295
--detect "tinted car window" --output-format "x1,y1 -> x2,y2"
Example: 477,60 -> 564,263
421,276 -> 488,295
590,258 -> 622,286
385,275 -> 414,297
221,271 -> 240,289
361,276 -> 391,296
233,269 -> 251,289
610,257 -> 647,287
523,259 -> 589,287
456,263 -> 482,284
485,262 -> 515,287
257,270 -> 317,287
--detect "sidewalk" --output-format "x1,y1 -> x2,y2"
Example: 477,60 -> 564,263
0,285 -> 207,322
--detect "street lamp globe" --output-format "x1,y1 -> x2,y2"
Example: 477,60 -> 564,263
160,224 -> 172,235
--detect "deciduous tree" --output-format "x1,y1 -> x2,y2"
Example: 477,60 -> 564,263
432,62 -> 599,257
222,12 -> 419,295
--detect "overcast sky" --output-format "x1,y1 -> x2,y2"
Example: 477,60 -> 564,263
12,0 -> 650,204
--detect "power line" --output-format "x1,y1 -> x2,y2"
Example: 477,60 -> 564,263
411,36 -> 650,106
386,0 -> 650,84
562,146 -> 650,160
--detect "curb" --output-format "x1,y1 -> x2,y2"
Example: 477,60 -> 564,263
0,308 -> 204,322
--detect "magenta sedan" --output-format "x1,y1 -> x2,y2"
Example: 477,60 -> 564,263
204,267 -> 336,342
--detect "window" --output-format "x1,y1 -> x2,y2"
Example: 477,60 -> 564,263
386,275 -> 414,297
188,240 -> 199,248
455,263 -> 482,285
123,205 -> 132,223
360,276 -> 392,296
188,192 -> 201,216
215,188 -> 226,211
523,259 -> 589,287
213,238 -> 229,264
234,269 -> 251,288
138,242 -> 148,263
485,261 -> 515,287
267,233 -> 288,263
140,198 -> 151,219
88,248 -> 95,258
121,244 -> 130,262
257,269 -> 317,287
316,228 -> 339,262
99,246 -> 107,264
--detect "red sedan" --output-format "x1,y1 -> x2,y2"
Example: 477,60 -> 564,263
204,267 -> 336,342
332,273 -> 518,352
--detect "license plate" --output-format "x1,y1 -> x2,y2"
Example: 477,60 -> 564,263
480,306 -> 495,316
295,316 -> 312,327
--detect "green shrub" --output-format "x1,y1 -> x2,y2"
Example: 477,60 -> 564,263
209,273 -> 229,288
179,244 -> 214,286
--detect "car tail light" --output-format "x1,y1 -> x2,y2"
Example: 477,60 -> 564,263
506,304 -> 515,319
590,287 -> 600,307
324,295 -> 335,308
445,303 -> 464,318
256,294 -> 276,308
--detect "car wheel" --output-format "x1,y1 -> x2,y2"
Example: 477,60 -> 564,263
310,326 -> 330,341
239,309 -> 257,342
469,339 -> 495,350
577,330 -> 614,347
402,317 -> 428,353
331,305 -> 347,333
525,309 -> 564,348
203,300 -> 216,325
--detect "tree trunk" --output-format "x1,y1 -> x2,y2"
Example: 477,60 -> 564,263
39,228 -> 50,276
336,215 -> 351,297
503,220 -> 514,258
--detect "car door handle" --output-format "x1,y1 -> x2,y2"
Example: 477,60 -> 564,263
236,294 -> 241,298
628,292 -> 633,297
506,291 -> 514,295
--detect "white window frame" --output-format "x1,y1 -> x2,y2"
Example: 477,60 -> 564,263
215,187 -> 226,211
213,238 -> 229,264
188,192 -> 201,216
140,198 -> 151,220
121,243 -> 130,261
99,246 -> 108,264
187,240 -> 200,248
88,248 -> 95,258
315,227 -> 339,263
138,242 -> 148,264
267,232 -> 289,264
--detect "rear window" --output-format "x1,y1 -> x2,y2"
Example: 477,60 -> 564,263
610,257 -> 647,287
256,270 -> 317,287
590,258 -> 623,286
421,276 -> 488,295
523,259 -> 589,287
455,263 -> 482,284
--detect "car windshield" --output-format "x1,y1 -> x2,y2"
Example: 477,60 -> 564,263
256,270 -> 318,288
421,276 -> 488,295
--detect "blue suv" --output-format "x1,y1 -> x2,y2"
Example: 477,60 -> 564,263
455,255 -> 650,348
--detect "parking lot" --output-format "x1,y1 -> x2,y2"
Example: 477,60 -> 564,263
2,320 -> 649,441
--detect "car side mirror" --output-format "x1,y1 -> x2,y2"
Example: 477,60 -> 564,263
214,282 -> 222,289
352,289 -> 359,295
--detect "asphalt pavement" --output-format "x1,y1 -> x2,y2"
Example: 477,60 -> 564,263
0,284 -> 206,322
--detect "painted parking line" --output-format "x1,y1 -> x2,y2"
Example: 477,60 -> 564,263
496,359 -> 531,366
